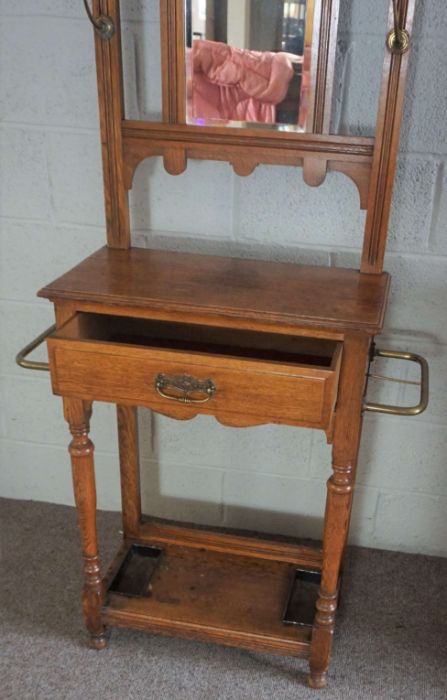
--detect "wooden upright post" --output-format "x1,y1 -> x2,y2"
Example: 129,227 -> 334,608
117,404 -> 141,538
309,333 -> 370,687
93,0 -> 130,248
361,0 -> 415,273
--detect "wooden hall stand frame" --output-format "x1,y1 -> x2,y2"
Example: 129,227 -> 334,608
16,0 -> 429,689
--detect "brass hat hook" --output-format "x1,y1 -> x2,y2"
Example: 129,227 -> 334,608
387,0 -> 410,55
82,0 -> 115,40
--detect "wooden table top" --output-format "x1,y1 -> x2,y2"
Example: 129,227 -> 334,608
38,246 -> 390,334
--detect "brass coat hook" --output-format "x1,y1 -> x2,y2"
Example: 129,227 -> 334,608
82,0 -> 115,40
387,0 -> 410,55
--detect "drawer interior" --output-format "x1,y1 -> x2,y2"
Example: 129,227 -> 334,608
54,313 -> 341,369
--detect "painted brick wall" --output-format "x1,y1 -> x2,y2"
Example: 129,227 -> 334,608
1,1 -> 446,556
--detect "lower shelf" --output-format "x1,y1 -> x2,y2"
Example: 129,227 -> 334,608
102,525 -> 322,658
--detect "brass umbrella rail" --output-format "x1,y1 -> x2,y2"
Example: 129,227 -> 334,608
15,325 -> 55,372
364,347 -> 429,416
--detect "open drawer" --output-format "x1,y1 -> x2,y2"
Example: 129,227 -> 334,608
47,313 -> 342,430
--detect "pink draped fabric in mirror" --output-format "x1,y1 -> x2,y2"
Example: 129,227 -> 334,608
185,0 -> 314,130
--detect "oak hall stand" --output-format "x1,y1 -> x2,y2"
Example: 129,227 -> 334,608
16,0 -> 428,689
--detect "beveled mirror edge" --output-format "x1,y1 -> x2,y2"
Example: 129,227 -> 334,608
166,0 -> 340,134
91,0 -> 416,275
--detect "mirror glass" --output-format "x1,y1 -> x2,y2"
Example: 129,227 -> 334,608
185,0 -> 316,131
330,0 -> 390,137
121,2 -> 163,122
119,1 -> 391,139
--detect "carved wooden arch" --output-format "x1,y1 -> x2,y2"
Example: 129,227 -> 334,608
92,0 -> 415,274
124,146 -> 371,211
121,122 -> 374,208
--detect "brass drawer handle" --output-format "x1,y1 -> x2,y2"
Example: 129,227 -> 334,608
155,373 -> 216,404
364,347 -> 429,416
15,324 -> 55,371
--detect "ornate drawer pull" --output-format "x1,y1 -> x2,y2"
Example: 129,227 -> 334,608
364,347 -> 429,416
155,373 -> 216,404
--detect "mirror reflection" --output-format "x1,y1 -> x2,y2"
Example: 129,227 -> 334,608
331,0 -> 390,137
119,1 -> 392,140
185,0 -> 315,130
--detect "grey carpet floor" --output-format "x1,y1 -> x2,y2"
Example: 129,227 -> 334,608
1,498 -> 446,700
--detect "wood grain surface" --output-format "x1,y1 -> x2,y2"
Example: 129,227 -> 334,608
39,247 -> 390,334
47,313 -> 342,431
104,543 -> 313,657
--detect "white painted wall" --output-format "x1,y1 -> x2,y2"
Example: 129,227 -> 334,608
1,1 -> 446,557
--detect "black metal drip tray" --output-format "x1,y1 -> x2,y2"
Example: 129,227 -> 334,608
283,568 -> 321,627
108,544 -> 163,597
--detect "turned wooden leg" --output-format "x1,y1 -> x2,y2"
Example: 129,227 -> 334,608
65,398 -> 107,649
308,460 -> 355,688
308,334 -> 370,688
117,404 -> 141,538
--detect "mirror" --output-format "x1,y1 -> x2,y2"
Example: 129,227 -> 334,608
185,0 -> 320,131
120,2 -> 164,122
331,0 -> 391,137
120,1 -> 393,141
99,0 -> 414,271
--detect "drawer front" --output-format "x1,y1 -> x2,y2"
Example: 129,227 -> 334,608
48,339 -> 340,430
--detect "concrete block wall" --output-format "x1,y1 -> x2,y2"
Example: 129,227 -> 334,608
1,1 -> 446,556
